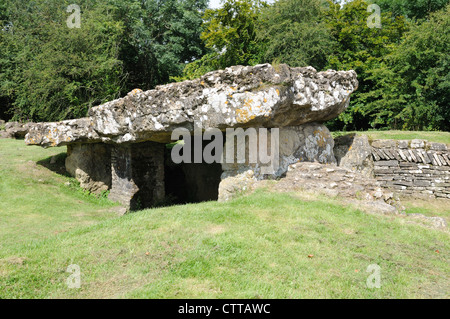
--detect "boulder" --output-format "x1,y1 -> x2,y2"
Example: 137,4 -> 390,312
218,170 -> 256,202
221,123 -> 336,181
25,118 -> 99,147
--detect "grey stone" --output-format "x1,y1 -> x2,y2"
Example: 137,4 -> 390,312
221,123 -> 336,182
371,139 -> 397,149
334,134 -> 370,176
2,122 -> 34,139
413,180 -> 431,187
108,142 -> 165,210
397,140 -> 409,149
427,142 -> 447,151
218,170 -> 256,202
411,139 -> 425,149
375,160 -> 399,167
66,143 -> 112,194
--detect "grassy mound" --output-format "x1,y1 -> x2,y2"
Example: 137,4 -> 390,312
0,139 -> 448,299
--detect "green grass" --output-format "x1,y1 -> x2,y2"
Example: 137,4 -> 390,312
0,139 -> 449,299
332,130 -> 450,145
0,139 -> 118,249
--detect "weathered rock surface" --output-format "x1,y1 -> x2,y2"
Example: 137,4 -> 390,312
23,64 -> 359,210
25,64 -> 358,147
219,123 -> 337,200
1,122 -> 33,139
218,170 -> 256,202
221,162 -> 403,213
65,143 -> 112,194
26,118 -> 100,147
108,142 -> 165,209
334,134 -> 374,177
370,139 -> 450,199
267,162 -> 401,211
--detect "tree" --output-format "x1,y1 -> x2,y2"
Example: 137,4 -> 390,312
324,0 -> 409,130
202,0 -> 266,67
0,0 -> 208,122
178,0 -> 266,80
257,0 -> 334,70
1,0 -> 124,122
363,4 -> 450,131
112,0 -> 208,91
375,0 -> 449,20
0,1 -> 15,121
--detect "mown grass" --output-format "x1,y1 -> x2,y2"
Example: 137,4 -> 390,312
0,139 -> 118,249
0,139 -> 449,299
332,130 -> 450,145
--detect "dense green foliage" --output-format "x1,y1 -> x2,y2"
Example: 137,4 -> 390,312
1,1 -> 124,121
257,0 -> 333,70
112,0 -> 208,91
324,0 -> 409,130
362,5 -> 450,131
175,0 -> 266,80
0,0 -> 207,122
376,0 -> 449,20
0,0 -> 448,131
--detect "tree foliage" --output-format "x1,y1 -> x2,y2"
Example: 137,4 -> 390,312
363,4 -> 450,131
0,0 -> 207,122
257,0 -> 333,70
1,0 -> 124,122
177,0 -> 266,80
324,0 -> 409,130
375,0 -> 449,20
112,0 -> 208,91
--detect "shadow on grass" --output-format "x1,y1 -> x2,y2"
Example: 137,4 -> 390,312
37,152 -> 71,177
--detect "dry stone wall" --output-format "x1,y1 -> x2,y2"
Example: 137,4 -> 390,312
334,135 -> 450,199
371,140 -> 450,199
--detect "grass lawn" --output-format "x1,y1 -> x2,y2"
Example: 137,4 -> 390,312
332,130 -> 450,145
0,138 -> 449,299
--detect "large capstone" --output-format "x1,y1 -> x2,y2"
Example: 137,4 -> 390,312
26,64 -> 357,147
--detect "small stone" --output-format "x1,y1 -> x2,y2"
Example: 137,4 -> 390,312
411,139 -> 425,149
114,207 -> 128,216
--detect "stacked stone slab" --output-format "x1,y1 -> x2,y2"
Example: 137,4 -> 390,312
25,64 -> 358,209
371,139 -> 450,199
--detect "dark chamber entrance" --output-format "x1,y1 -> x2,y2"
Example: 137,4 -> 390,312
164,146 -> 222,205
